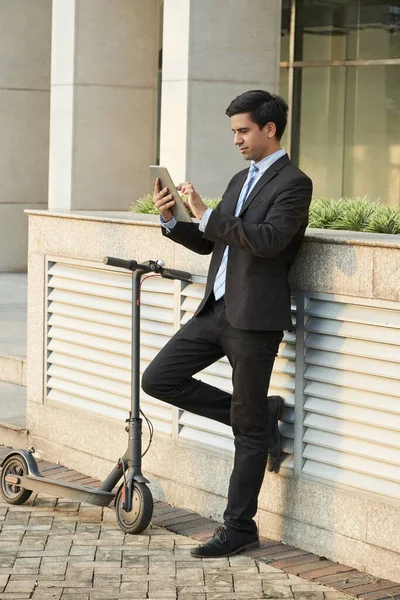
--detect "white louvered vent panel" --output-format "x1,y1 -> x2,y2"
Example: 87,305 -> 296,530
303,297 -> 400,499
47,262 -> 175,435
178,283 -> 296,467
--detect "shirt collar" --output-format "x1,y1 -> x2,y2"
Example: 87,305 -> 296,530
251,148 -> 286,175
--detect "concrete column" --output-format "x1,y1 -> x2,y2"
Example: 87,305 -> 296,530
0,0 -> 52,271
160,0 -> 282,198
49,0 -> 160,211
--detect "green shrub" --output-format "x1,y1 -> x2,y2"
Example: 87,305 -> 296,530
133,194 -> 160,215
334,197 -> 380,232
309,196 -> 400,234
308,197 -> 345,229
132,193 -> 400,235
365,205 -> 400,235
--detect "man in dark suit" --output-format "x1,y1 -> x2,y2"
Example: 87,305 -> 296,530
142,90 -> 312,558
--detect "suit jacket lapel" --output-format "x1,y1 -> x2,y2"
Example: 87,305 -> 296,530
239,154 -> 290,216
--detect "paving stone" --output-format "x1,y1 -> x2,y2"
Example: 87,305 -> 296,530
234,576 -> 263,593
177,586 -> 207,595
92,576 -> 120,588
207,594 -> 264,599
94,548 -> 121,562
177,593 -> 207,600
14,558 -> 40,569
324,593 -> 355,599
65,568 -> 94,582
68,547 -> 95,558
263,582 -> 295,597
204,572 -> 233,590
293,594 -> 325,600
148,579 -> 178,597
5,579 -> 37,593
0,594 -> 34,599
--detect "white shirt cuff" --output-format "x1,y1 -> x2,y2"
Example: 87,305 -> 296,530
199,208 -> 213,232
160,215 -> 177,231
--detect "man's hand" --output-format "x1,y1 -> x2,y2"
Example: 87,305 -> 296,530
177,182 -> 207,220
153,178 -> 174,222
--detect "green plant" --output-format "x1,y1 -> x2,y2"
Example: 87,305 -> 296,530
308,197 -> 344,229
133,193 -> 160,215
365,205 -> 400,234
334,196 -> 380,232
309,196 -> 400,234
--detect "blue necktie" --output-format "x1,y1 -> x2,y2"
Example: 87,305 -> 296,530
213,163 -> 259,300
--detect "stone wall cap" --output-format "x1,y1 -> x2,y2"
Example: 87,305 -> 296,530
24,209 -> 400,249
305,227 -> 400,248
24,209 -> 161,227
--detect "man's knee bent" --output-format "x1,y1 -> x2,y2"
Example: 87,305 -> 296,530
142,362 -> 183,401
141,363 -> 165,399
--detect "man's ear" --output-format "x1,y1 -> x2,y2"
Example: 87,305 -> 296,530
265,122 -> 277,139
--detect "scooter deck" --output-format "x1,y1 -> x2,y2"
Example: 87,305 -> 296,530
6,473 -> 115,507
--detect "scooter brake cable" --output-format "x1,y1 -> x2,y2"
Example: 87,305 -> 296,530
140,409 -> 154,457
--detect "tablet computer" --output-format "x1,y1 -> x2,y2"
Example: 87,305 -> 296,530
149,165 -> 192,223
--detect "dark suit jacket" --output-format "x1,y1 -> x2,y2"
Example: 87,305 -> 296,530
162,154 -> 312,331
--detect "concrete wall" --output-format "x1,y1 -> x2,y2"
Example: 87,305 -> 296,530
0,0 -> 52,271
25,210 -> 400,582
48,0 -> 160,211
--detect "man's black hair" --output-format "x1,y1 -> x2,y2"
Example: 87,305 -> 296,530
225,90 -> 288,141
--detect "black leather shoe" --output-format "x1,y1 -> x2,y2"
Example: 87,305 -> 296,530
266,395 -> 285,473
190,526 -> 259,558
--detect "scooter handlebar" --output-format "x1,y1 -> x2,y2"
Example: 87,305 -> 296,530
161,268 -> 192,283
103,256 -> 192,283
103,256 -> 138,270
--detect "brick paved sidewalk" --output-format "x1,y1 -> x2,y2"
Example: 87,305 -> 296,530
0,493 -> 355,600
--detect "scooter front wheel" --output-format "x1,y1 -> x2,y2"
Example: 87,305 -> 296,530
115,482 -> 153,534
0,455 -> 33,505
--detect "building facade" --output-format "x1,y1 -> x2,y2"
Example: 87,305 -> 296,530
1,0 -> 399,271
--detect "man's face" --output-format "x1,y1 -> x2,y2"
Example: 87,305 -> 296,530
230,113 -> 276,162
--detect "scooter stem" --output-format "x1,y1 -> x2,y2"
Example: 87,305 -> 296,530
131,269 -> 143,419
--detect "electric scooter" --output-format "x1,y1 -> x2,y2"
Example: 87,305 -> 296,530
0,257 -> 192,534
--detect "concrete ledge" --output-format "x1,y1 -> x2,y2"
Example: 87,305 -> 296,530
0,355 -> 27,386
0,422 -> 28,449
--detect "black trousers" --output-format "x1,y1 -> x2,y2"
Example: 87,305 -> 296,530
142,296 -> 283,533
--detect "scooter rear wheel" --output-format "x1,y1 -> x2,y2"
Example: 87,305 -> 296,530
0,455 -> 33,505
115,482 -> 153,534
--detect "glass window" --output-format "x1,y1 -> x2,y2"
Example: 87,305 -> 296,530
282,1 -> 400,205
289,64 -> 400,205
294,0 -> 400,62
347,2 -> 400,60
295,0 -> 351,62
343,65 -> 400,206
296,67 -> 346,198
